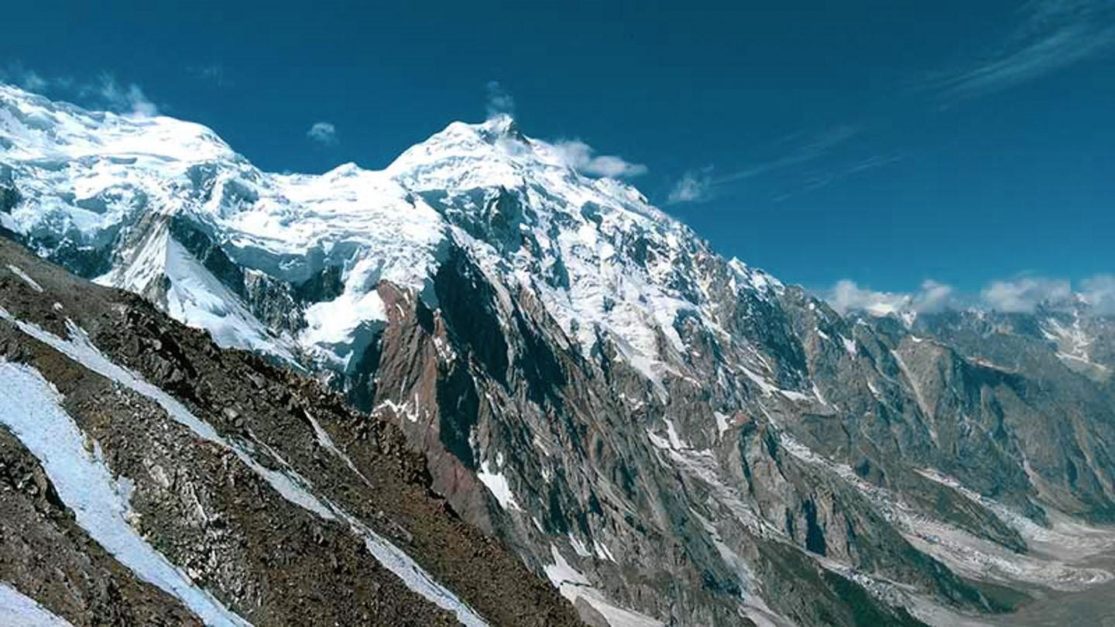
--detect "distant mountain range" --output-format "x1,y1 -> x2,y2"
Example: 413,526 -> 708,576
3,83 -> 1115,626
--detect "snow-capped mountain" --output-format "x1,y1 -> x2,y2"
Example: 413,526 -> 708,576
1,85 -> 779,386
4,83 -> 1115,626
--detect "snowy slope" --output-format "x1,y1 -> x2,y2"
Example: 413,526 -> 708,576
385,115 -> 786,383
1,306 -> 488,627
1,86 -> 443,366
0,360 -> 249,627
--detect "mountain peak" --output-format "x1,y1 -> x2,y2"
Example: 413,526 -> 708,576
0,83 -> 233,163
477,113 -> 527,142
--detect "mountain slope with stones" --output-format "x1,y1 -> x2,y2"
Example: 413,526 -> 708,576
0,236 -> 581,626
3,83 -> 1115,625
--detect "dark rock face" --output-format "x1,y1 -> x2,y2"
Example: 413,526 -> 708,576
351,235 -> 1115,625
0,186 -> 18,214
170,216 -> 247,295
433,245 -> 510,384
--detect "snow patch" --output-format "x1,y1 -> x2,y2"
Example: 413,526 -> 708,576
0,582 -> 72,627
0,310 -> 487,625
713,411 -> 731,438
840,334 -> 856,356
593,538 -> 617,562
0,360 -> 249,626
544,546 -> 663,627
6,264 -> 43,292
569,533 -> 592,558
305,410 -> 369,484
477,460 -> 522,512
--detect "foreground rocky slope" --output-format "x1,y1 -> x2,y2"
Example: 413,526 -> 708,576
0,238 -> 579,626
3,83 -> 1115,625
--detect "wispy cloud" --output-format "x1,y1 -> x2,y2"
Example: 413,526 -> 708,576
92,75 -> 159,117
307,121 -> 338,145
187,64 -> 232,87
981,276 -> 1074,312
667,168 -> 714,204
932,0 -> 1115,100
716,125 -> 860,185
1081,275 -> 1115,313
667,125 -> 878,204
772,154 -> 901,202
2,65 -> 159,117
552,139 -> 647,178
0,63 -> 60,93
485,80 -> 515,119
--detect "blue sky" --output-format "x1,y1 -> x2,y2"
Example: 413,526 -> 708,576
3,0 -> 1113,303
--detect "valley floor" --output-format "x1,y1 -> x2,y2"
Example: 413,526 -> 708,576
990,548 -> 1115,626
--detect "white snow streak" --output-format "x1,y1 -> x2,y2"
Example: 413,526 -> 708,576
6,264 -> 43,292
476,460 -> 522,512
0,582 -> 72,627
543,545 -> 663,627
0,310 -> 487,626
0,361 -> 248,626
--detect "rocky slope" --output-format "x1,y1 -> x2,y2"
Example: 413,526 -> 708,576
0,237 -> 579,626
3,83 -> 1115,625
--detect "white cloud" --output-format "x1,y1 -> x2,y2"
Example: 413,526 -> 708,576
980,277 -> 1073,313
828,280 -> 914,316
1081,274 -> 1115,314
485,80 -> 515,119
552,140 -> 647,179
912,279 -> 955,313
93,75 -> 158,117
826,274 -> 1115,318
827,279 -> 955,316
667,170 -> 714,204
307,121 -> 338,145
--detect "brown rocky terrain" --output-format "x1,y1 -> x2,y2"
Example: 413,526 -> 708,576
0,236 -> 581,626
